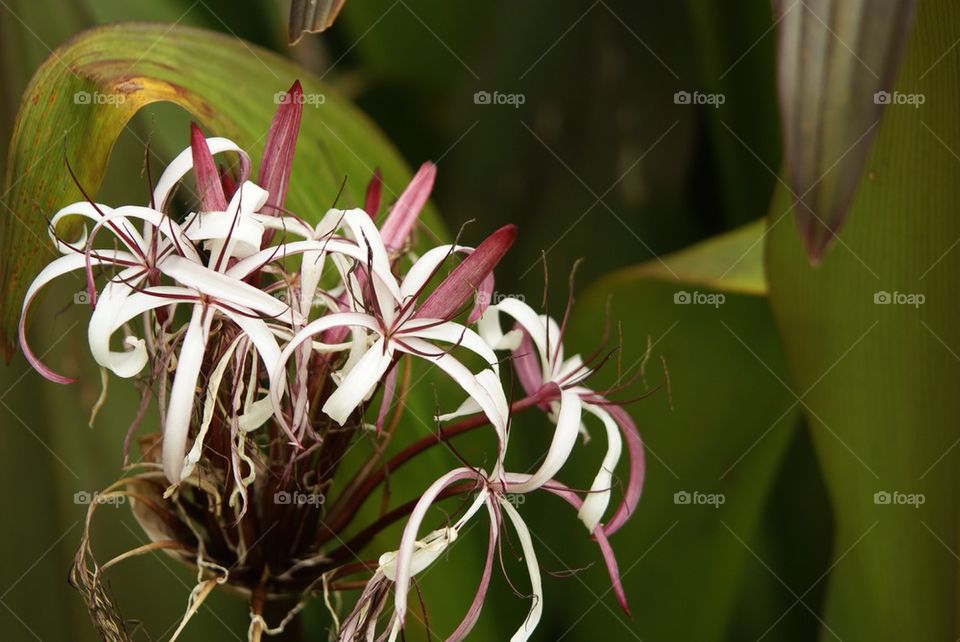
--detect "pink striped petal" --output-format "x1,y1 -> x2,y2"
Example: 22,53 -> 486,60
511,475 -> 631,616
505,473 -> 633,617
364,168 -> 382,218
18,252 -> 133,383
190,123 -> 228,211
601,403 -> 645,536
378,162 -> 435,251
512,329 -> 546,398
448,500 -> 499,642
375,361 -> 398,434
467,271 -> 495,323
258,80 -> 303,212
414,224 -> 517,321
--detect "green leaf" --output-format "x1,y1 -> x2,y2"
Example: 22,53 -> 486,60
765,0 -> 960,638
0,21 -> 440,356
560,240 -> 798,640
606,218 -> 768,295
774,0 -> 917,261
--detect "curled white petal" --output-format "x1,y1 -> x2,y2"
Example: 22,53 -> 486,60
163,306 -> 213,483
322,337 -> 394,425
498,496 -> 543,642
509,389 -> 582,493
153,137 -> 249,211
87,279 -> 180,378
577,403 -> 623,531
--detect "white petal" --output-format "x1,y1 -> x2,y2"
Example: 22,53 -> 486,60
99,205 -> 202,264
217,307 -> 284,432
48,201 -> 117,254
184,210 -> 265,259
391,468 -> 486,623
399,244 -> 469,299
322,337 -> 393,425
577,403 -> 623,531
396,337 -> 509,441
249,212 -> 314,238
181,334 -> 242,480
401,319 -> 501,374
164,306 -> 213,483
436,396 -> 483,422
379,488 -> 488,581
509,389 -> 582,492
338,208 -> 393,277
22,251 -> 136,315
87,278 -> 179,378
159,255 -> 296,321
477,305 -> 523,351
225,238 -> 401,301
153,137 -> 249,211
269,312 -> 381,426
379,527 -> 457,582
498,496 -> 543,642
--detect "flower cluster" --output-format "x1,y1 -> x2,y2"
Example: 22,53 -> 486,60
21,82 -> 646,641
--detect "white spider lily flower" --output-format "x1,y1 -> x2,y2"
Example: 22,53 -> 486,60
385,468 -> 543,642
20,130 -> 303,485
477,297 -> 645,534
270,225 -> 518,448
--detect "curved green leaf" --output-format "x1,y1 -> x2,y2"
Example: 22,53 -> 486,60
605,218 -> 768,296
766,0 -> 959,638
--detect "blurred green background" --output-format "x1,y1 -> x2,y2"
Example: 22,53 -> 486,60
1,1 -> 957,641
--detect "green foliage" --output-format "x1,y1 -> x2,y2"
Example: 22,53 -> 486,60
767,0 -> 960,637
